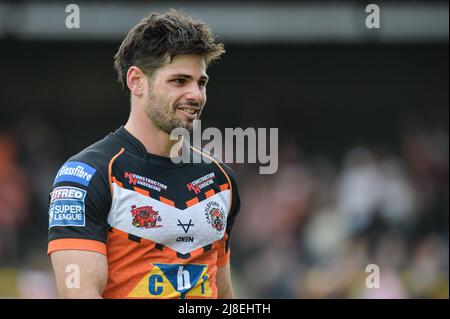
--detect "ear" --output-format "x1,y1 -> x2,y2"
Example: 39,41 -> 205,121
126,66 -> 145,96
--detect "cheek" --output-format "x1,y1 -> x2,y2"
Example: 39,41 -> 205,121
167,92 -> 181,108
152,87 -> 173,107
170,89 -> 189,105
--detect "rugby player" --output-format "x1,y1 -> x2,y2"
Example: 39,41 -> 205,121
48,9 -> 240,299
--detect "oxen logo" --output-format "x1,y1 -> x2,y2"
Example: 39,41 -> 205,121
130,205 -> 162,228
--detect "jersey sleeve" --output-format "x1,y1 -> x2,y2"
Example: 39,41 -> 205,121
217,164 -> 241,267
47,155 -> 112,256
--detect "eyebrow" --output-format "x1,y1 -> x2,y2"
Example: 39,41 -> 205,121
171,73 -> 209,82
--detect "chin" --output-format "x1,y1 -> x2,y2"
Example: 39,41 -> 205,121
170,120 -> 193,133
183,123 -> 194,132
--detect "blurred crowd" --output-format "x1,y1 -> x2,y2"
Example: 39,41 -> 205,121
0,116 -> 62,298
232,124 -> 449,298
0,116 -> 448,298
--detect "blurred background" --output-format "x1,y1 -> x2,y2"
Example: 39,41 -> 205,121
0,0 -> 448,298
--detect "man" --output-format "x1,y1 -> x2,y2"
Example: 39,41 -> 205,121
48,9 -> 240,299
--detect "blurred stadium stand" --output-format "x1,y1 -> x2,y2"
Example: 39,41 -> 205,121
0,1 -> 448,42
0,1 -> 448,298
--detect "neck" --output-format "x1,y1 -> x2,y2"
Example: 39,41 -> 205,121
124,106 -> 181,158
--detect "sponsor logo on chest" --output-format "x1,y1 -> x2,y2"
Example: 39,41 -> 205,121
124,172 -> 168,192
186,172 -> 215,194
108,183 -> 230,254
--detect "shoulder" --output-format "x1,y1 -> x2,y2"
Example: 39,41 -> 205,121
54,131 -> 124,187
69,132 -> 124,168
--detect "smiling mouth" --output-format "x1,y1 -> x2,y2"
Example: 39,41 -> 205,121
176,106 -> 200,118
178,108 -> 197,115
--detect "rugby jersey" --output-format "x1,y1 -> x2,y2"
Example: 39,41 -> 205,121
47,126 -> 240,299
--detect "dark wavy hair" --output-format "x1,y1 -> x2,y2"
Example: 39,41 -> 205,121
113,9 -> 225,91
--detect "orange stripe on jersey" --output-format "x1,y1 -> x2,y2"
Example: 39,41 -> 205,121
134,186 -> 150,197
159,196 -> 175,207
186,197 -> 199,207
217,232 -> 230,267
217,249 -> 231,268
111,176 -> 123,188
191,147 -> 233,217
219,183 -> 229,191
109,148 -> 125,197
204,189 -> 215,198
47,238 -> 107,256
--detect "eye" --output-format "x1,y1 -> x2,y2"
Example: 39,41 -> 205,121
172,78 -> 186,85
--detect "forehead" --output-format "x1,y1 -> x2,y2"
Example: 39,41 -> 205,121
157,54 -> 207,77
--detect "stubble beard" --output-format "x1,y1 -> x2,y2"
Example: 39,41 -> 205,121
144,90 -> 195,134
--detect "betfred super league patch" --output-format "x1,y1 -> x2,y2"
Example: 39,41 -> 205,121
49,186 -> 86,228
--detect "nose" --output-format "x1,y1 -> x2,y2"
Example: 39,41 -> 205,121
184,82 -> 204,104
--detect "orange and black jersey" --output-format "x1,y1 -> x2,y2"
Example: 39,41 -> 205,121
47,126 -> 240,299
